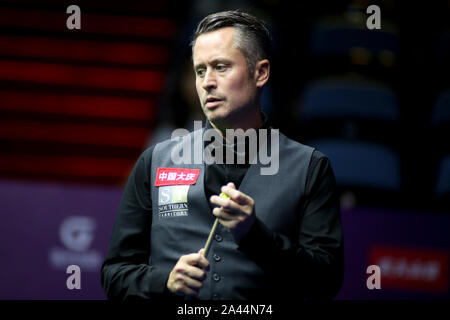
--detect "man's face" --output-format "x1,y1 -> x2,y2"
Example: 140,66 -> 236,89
193,27 -> 258,130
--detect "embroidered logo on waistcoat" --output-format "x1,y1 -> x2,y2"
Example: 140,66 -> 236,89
158,185 -> 190,219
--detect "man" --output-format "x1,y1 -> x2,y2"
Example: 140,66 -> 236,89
101,10 -> 343,301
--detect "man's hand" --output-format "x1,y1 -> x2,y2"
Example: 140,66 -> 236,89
210,182 -> 256,241
167,249 -> 210,297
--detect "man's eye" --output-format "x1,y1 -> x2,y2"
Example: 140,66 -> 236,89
196,69 -> 205,77
216,65 -> 227,71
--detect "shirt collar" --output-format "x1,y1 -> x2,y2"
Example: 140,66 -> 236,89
202,112 -> 271,160
203,112 -> 271,140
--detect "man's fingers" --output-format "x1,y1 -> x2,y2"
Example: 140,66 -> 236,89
179,273 -> 203,290
182,252 -> 210,269
186,253 -> 209,270
168,252 -> 210,296
195,255 -> 210,270
221,185 -> 251,205
210,195 -> 227,207
174,281 -> 199,296
212,207 -> 240,221
182,264 -> 207,280
227,182 -> 236,189
210,195 -> 243,215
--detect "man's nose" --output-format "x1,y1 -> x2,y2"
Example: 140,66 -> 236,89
202,69 -> 217,91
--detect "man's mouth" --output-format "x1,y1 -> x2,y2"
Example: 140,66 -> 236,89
205,96 -> 223,109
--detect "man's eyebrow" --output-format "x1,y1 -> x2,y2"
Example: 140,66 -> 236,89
210,58 -> 232,65
193,63 -> 205,70
194,59 -> 232,69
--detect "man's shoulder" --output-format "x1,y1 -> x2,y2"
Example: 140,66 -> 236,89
149,128 -> 203,151
135,145 -> 155,165
277,131 -> 330,161
277,130 -> 315,153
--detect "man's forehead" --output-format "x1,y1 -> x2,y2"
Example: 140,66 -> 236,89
193,27 -> 239,65
194,28 -> 235,52
195,26 -> 236,45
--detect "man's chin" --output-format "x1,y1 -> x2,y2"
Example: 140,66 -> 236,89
206,113 -> 231,131
205,109 -> 224,122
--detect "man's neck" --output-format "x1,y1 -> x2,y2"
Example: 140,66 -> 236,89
203,111 -> 269,166
209,110 -> 264,142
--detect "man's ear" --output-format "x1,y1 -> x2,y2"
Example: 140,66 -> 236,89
254,59 -> 270,88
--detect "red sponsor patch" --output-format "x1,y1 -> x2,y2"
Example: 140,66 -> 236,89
369,245 -> 449,292
155,168 -> 200,186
